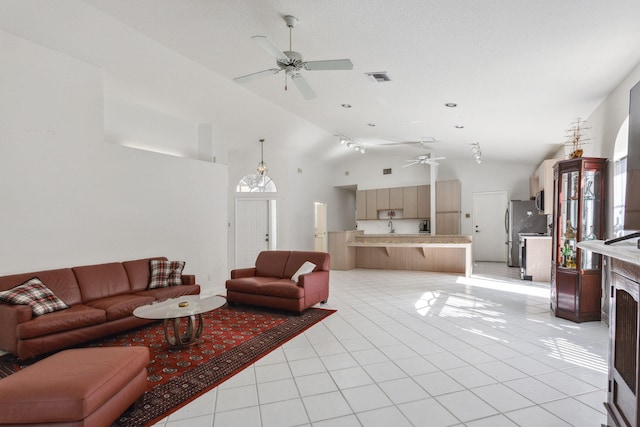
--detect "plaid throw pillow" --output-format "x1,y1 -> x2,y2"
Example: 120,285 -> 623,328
0,277 -> 70,316
149,260 -> 186,289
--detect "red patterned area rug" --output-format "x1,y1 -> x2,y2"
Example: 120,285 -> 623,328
0,304 -> 335,427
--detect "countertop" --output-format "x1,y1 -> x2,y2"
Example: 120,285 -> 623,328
349,234 -> 472,246
577,240 -> 640,266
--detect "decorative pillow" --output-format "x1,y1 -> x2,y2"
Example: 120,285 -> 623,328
0,277 -> 69,316
149,260 -> 186,289
291,261 -> 316,284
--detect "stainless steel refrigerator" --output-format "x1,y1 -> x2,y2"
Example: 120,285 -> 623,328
505,200 -> 548,267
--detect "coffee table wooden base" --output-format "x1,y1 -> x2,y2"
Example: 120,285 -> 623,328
162,314 -> 204,347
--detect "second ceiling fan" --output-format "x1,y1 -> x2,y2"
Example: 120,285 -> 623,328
403,154 -> 446,167
233,15 -> 353,100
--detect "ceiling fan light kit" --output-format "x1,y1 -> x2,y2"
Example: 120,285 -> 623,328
233,15 -> 353,100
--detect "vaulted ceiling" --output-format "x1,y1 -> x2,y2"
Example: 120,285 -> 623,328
5,1 -> 640,166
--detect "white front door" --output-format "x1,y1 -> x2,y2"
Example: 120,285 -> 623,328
235,199 -> 271,268
472,191 -> 508,262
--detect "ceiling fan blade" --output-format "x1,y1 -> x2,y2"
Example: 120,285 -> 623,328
402,161 -> 420,168
233,68 -> 281,84
251,35 -> 288,61
304,59 -> 353,71
290,74 -> 317,100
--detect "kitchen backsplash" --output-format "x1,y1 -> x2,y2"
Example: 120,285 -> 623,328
356,219 -> 427,235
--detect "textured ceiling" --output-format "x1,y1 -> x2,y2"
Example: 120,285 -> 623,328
6,0 -> 640,165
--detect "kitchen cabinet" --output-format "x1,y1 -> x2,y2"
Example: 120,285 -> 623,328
376,188 -> 390,210
531,159 -> 558,214
356,190 -> 367,220
365,189 -> 378,220
435,180 -> 461,235
389,187 -> 404,210
417,185 -> 431,219
403,186 -> 418,218
551,157 -> 606,322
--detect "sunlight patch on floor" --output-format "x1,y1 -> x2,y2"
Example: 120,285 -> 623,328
457,275 -> 550,298
540,336 -> 608,373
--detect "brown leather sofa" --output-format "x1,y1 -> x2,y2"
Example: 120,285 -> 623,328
226,250 -> 330,313
0,257 -> 200,359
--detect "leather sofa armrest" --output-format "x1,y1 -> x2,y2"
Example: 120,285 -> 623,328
181,274 -> 196,286
231,267 -> 257,279
298,270 -> 329,289
0,304 -> 32,354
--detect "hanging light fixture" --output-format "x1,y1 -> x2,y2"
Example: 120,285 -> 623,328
470,142 -> 482,164
256,139 -> 268,175
337,135 -> 366,154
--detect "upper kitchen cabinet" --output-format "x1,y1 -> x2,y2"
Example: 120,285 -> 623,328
365,189 -> 378,219
376,188 -> 390,210
356,190 -> 367,220
403,186 -> 418,218
389,187 -> 404,210
531,159 -> 558,215
435,180 -> 461,235
417,185 -> 431,219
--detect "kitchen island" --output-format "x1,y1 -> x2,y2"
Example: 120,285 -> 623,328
329,231 -> 473,276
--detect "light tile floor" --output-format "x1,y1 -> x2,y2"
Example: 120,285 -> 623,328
153,263 -> 609,427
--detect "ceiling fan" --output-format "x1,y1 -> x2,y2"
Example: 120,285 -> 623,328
402,153 -> 446,167
233,15 -> 353,100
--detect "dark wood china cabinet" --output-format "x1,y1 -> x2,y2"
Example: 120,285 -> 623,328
551,157 -> 606,322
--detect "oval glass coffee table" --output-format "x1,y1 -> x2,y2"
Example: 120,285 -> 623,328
133,295 -> 226,348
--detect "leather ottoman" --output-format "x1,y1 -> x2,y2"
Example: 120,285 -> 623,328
0,346 -> 149,427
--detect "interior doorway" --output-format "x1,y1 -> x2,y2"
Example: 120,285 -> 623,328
314,202 -> 327,252
472,191 -> 508,262
235,199 -> 276,268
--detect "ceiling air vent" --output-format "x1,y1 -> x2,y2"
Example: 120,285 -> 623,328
366,71 -> 391,83
383,168 -> 392,175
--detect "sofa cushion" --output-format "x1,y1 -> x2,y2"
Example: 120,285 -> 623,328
226,277 -> 304,299
135,284 -> 201,301
17,304 -> 106,340
283,251 -> 330,279
86,294 -> 155,322
255,251 -> 291,278
73,263 -> 131,303
0,268 -> 82,306
149,260 -> 186,288
0,278 -> 70,316
123,257 -> 167,292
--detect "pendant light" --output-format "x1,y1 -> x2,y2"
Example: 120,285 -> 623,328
256,139 -> 268,175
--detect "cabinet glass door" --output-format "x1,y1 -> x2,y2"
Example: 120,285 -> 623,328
580,170 -> 602,270
558,170 -> 578,269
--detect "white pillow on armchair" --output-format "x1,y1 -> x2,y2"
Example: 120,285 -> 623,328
291,261 -> 316,283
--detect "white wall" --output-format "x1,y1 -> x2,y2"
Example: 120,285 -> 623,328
580,61 -> 640,237
0,29 -> 228,294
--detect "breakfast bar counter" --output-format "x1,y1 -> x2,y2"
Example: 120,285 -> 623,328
329,231 -> 473,276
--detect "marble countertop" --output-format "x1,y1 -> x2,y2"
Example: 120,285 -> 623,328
351,234 -> 472,245
577,240 -> 640,266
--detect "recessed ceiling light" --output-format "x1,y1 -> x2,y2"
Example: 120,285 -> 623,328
445,103 -> 457,108
341,104 -> 352,109
367,123 -> 376,127
455,125 -> 464,129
